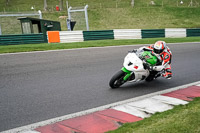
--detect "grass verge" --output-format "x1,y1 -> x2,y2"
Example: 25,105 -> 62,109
1,0 -> 200,33
0,37 -> 200,54
107,97 -> 200,133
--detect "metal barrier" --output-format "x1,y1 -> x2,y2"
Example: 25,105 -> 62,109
0,33 -> 47,45
141,29 -> 165,38
83,30 -> 114,41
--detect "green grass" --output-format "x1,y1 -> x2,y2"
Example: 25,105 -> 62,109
1,0 -> 200,34
29,7 -> 200,31
0,37 -> 200,54
1,0 -> 200,11
107,97 -> 200,133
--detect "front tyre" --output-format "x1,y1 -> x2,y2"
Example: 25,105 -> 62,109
109,70 -> 126,89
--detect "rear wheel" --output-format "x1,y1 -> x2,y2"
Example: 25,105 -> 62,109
109,70 -> 126,89
145,71 -> 159,82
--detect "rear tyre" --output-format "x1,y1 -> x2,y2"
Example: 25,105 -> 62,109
145,71 -> 159,82
109,70 -> 126,89
145,75 -> 154,82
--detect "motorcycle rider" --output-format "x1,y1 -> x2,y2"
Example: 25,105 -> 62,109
139,41 -> 172,79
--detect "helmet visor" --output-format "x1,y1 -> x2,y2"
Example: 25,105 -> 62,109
154,48 -> 164,54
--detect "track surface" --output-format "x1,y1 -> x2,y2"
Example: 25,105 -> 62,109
0,43 -> 200,131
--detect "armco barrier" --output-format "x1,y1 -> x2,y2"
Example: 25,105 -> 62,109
59,31 -> 84,43
0,33 -> 47,45
165,28 -> 186,38
186,28 -> 200,37
83,30 -> 114,41
1,28 -> 199,45
49,28 -> 199,43
114,29 -> 141,40
142,29 -> 165,38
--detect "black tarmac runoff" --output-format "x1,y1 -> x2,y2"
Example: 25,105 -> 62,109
0,42 -> 200,131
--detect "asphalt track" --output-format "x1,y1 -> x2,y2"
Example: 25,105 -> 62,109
0,42 -> 200,132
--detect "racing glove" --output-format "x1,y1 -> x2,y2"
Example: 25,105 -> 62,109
143,62 -> 153,71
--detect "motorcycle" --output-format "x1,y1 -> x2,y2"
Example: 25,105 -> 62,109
109,49 -> 165,89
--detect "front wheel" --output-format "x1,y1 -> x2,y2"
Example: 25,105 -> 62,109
109,70 -> 126,89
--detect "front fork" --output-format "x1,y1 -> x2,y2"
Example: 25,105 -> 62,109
121,67 -> 132,81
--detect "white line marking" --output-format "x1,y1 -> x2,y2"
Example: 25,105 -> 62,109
196,84 -> 200,87
113,105 -> 151,118
2,80 -> 200,133
151,95 -> 188,105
